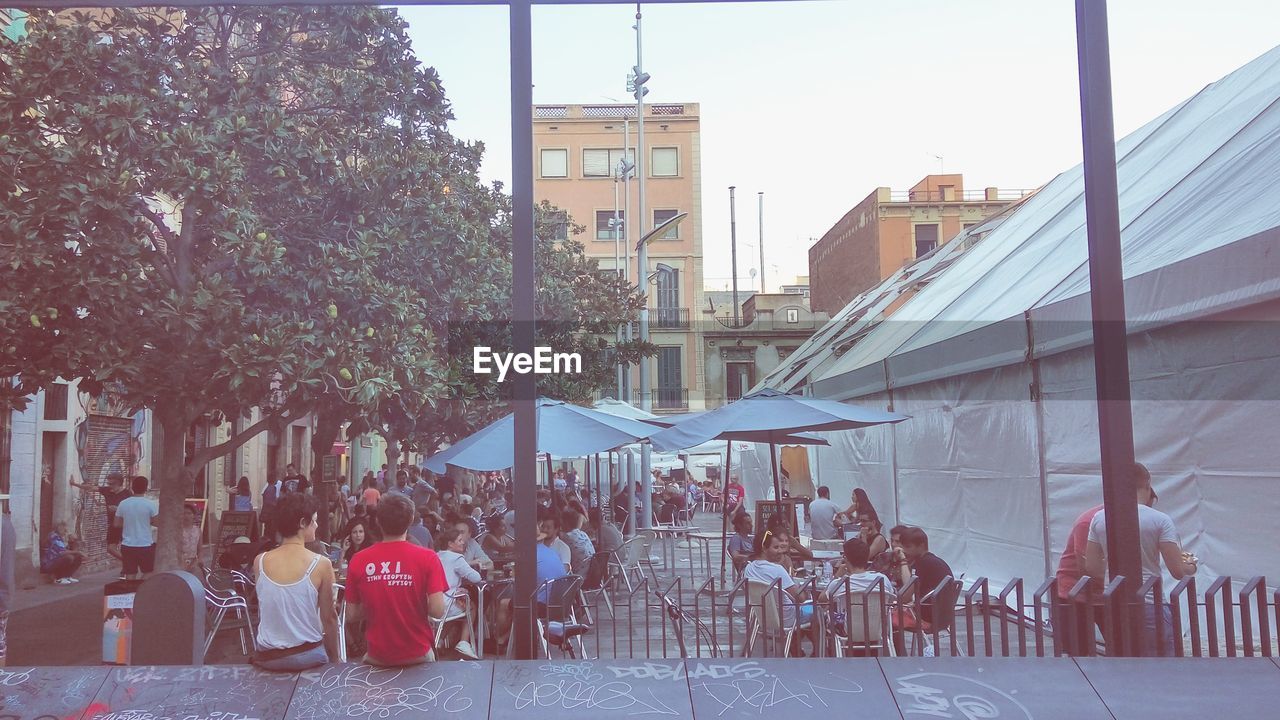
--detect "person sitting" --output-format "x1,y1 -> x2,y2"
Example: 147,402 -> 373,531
342,519 -> 375,570
406,507 -> 433,549
821,537 -> 896,646
766,513 -> 813,573
588,509 -> 623,555
480,515 -> 516,564
858,508 -> 891,565
807,486 -> 842,541
743,529 -> 814,655
434,527 -> 481,659
344,494 -> 448,666
560,510 -> 596,574
657,483 -> 687,525
41,524 -> 84,585
451,520 -> 491,568
539,512 -> 572,571
251,493 -> 340,671
726,513 -> 754,574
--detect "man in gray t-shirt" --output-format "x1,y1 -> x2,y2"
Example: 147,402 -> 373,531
808,486 -> 842,540
1084,467 -> 1197,656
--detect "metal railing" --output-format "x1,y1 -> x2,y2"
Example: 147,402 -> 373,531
650,307 -> 690,330
633,387 -> 688,410
464,565 -> 1280,661
886,188 -> 1036,203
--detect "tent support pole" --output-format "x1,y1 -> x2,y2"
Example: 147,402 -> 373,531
719,440 -> 733,586
768,442 -> 786,534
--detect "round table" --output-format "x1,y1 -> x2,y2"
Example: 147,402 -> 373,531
686,531 -> 725,577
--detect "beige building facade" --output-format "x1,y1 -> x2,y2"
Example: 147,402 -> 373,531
533,102 -> 706,412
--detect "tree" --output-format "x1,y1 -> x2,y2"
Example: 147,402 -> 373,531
0,7 -> 471,567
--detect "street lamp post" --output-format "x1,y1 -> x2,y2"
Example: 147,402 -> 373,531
729,186 -> 740,326
758,192 -> 766,294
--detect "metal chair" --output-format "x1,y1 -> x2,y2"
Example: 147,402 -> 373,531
203,586 -> 255,660
579,551 -> 615,620
744,580 -> 810,658
429,589 -> 475,658
333,582 -> 348,662
910,576 -> 961,656
536,574 -> 587,659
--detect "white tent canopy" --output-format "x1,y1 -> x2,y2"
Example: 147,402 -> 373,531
749,44 -> 1280,591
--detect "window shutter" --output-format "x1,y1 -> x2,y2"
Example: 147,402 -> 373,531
583,149 -> 611,177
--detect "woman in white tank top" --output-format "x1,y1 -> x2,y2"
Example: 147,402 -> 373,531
252,493 -> 339,671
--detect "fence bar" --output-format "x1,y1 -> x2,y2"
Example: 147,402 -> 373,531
1032,578 -> 1055,657
1204,576 -> 1234,657
1239,576 -> 1267,657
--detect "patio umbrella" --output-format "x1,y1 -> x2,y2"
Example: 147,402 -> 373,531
646,388 -> 907,582
423,397 -> 663,474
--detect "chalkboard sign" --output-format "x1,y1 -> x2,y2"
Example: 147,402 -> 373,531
491,660 -> 694,720
754,499 -> 803,537
218,510 -> 259,544
83,665 -> 298,720
286,662 -> 492,720
880,657 -> 1112,720
686,659 -> 899,720
0,666 -> 109,720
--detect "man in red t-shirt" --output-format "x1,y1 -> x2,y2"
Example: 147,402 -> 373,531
346,494 -> 447,665
724,475 -> 746,520
1054,503 -> 1104,655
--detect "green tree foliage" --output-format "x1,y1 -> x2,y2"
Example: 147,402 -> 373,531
0,7 -> 649,565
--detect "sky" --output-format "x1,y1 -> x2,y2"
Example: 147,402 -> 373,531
395,0 -> 1280,292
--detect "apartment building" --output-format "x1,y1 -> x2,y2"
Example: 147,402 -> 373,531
533,102 -> 706,412
809,174 -> 1032,314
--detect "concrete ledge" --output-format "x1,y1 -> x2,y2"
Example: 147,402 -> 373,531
1,656 -> 1276,720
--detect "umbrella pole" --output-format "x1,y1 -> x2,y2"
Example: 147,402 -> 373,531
719,440 -> 732,586
769,442 -> 789,535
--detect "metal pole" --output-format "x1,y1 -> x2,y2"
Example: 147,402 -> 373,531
1075,0 -> 1142,656
635,3 -> 650,414
641,445 -> 652,529
508,0 -> 538,661
758,192 -> 766,294
614,166 -> 624,400
729,186 -> 740,326
623,449 -> 636,538
719,440 -> 732,585
623,119 -> 633,403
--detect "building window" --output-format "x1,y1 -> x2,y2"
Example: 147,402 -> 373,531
583,148 -> 634,178
43,382 -> 69,421
548,210 -> 569,241
651,147 -> 679,177
914,223 -> 939,257
653,209 -> 680,239
540,148 -> 568,178
786,308 -> 799,323
595,210 -> 625,240
963,223 -> 976,230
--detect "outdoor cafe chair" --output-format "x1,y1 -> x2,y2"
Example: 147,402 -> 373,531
534,574 -> 588,659
744,579 -> 811,658
829,585 -> 895,657
908,576 -> 961,656
429,589 -> 475,659
579,550 -> 616,620
333,582 -> 347,662
201,580 -> 256,661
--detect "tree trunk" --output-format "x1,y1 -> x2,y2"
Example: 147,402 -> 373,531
311,410 -> 344,542
154,404 -> 196,572
384,435 -> 399,476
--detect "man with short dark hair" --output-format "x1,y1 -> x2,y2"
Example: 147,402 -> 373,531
344,494 -> 448,666
283,463 -> 309,494
406,507 -> 433,549
895,527 -> 953,625
808,486 -> 841,540
115,476 -> 158,580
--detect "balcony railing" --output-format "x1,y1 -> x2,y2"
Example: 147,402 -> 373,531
887,188 -> 1036,203
634,387 -> 688,411
650,307 -> 690,330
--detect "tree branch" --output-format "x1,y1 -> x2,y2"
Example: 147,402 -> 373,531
190,406 -> 300,468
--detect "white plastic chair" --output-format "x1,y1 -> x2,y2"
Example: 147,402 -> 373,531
744,580 -> 810,658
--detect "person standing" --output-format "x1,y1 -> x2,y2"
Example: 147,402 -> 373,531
344,494 -> 448,666
232,477 -> 254,512
724,474 -> 746,519
114,476 -> 158,581
251,493 -> 340,671
282,464 -> 309,495
808,486 -> 842,540
261,475 -> 284,539
1084,465 -> 1197,657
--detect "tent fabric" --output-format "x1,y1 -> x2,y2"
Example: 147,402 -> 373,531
747,44 -> 1280,594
